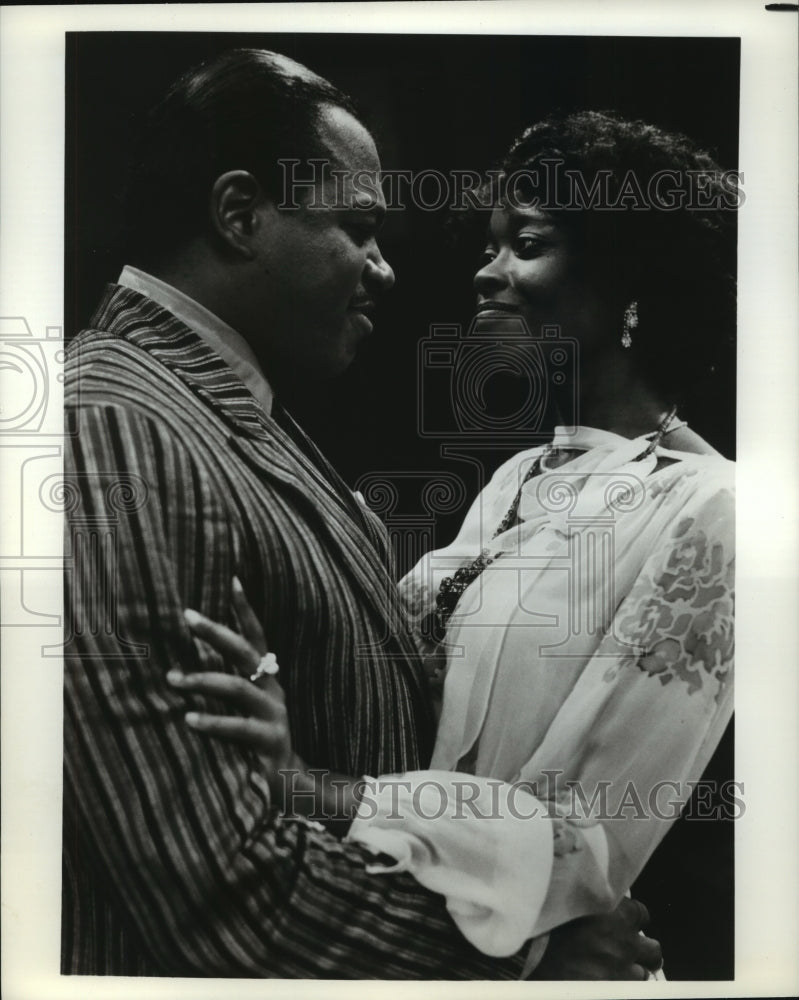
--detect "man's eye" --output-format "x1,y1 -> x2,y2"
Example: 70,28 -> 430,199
344,221 -> 377,245
478,247 -> 497,266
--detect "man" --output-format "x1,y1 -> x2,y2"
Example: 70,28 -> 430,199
63,47 -> 660,978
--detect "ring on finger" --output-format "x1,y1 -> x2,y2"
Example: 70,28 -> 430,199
250,652 -> 279,683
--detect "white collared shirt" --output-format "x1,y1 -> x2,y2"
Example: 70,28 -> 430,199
118,265 -> 273,416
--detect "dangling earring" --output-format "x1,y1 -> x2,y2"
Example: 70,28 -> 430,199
622,300 -> 638,349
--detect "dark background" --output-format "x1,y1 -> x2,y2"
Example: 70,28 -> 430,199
66,32 -> 738,979
66,33 -> 739,488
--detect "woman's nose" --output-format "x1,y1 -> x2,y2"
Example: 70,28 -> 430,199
364,244 -> 395,294
473,253 -> 508,296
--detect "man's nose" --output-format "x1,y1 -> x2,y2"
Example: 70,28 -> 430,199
473,254 -> 508,296
364,244 -> 395,294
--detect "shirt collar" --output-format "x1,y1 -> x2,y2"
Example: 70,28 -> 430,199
551,425 -> 631,450
118,265 -> 273,416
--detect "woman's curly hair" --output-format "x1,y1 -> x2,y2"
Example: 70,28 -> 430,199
460,111 -> 738,408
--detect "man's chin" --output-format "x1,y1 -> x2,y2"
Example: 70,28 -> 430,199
328,345 -> 361,379
297,346 -> 361,385
331,321 -> 371,373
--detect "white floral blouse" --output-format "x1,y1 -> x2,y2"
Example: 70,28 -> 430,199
347,426 -> 734,965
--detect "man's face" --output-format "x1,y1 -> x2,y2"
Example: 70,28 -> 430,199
249,105 -> 394,381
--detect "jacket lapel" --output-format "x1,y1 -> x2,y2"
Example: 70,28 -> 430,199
90,284 -> 398,622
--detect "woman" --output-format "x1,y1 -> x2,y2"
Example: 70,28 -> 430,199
170,112 -> 736,970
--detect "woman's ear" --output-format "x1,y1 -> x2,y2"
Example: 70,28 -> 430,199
209,170 -> 264,259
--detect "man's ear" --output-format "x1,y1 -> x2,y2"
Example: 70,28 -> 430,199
209,171 -> 267,259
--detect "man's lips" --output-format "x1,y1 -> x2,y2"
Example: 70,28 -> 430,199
347,300 -> 375,336
348,298 -> 376,316
476,300 -> 522,314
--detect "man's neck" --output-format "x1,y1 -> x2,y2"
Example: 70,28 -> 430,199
149,256 -> 235,330
120,263 -> 275,416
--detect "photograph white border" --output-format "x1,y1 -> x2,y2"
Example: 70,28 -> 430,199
1,2 -> 797,998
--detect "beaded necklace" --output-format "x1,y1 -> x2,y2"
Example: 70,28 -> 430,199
429,408 -> 682,643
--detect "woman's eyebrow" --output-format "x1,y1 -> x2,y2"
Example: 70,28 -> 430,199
486,213 -> 558,244
502,208 -> 558,231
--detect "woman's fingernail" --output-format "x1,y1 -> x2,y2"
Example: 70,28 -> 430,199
232,576 -> 243,593
166,670 -> 184,685
185,712 -> 200,727
184,608 -> 202,627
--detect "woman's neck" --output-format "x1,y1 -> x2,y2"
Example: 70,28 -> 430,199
557,358 -> 672,440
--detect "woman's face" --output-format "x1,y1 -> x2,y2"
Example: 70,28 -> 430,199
473,205 -> 612,357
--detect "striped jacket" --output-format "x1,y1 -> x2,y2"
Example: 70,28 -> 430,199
62,285 -> 527,978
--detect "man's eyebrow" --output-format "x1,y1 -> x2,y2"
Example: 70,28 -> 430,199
343,200 -> 387,225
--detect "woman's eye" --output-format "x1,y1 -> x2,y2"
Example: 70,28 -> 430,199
514,235 -> 544,259
478,247 -> 497,266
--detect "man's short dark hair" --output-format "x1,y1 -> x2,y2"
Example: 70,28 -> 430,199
124,48 -> 362,268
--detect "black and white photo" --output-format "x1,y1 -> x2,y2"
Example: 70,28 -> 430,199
1,4 -> 797,997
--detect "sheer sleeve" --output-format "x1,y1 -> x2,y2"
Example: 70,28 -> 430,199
351,479 -> 734,958
521,479 -> 735,935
